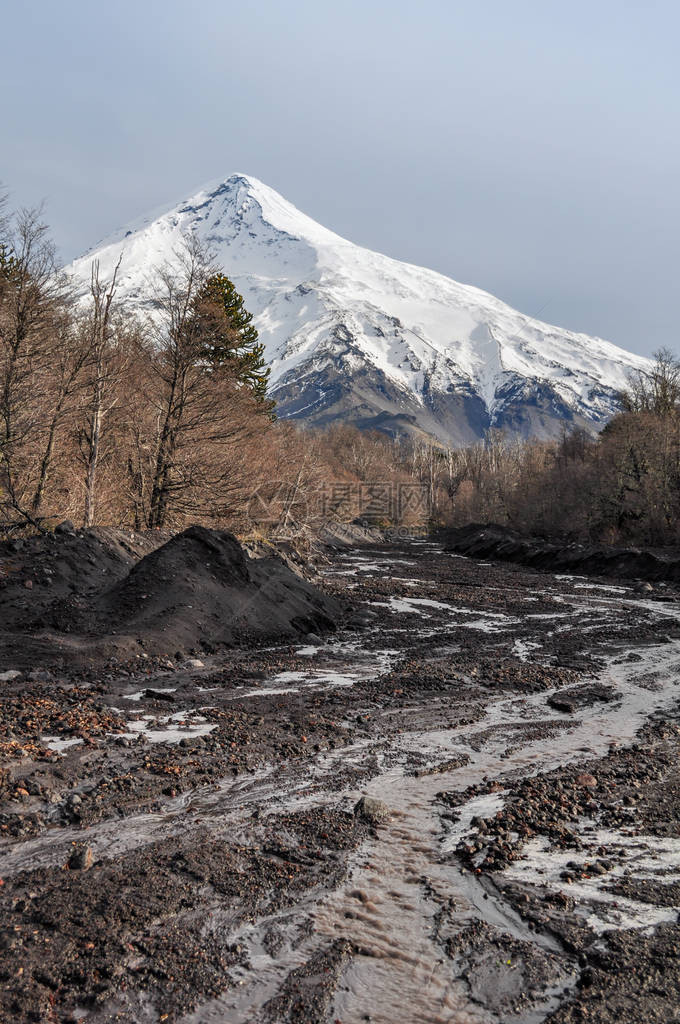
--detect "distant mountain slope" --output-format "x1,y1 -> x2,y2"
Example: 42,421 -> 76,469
67,174 -> 648,445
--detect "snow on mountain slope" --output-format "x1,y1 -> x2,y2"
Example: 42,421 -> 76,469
67,174 -> 649,445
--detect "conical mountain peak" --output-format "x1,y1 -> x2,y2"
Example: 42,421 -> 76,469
67,174 -> 648,445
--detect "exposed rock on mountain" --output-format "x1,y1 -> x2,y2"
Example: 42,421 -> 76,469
67,174 -> 649,444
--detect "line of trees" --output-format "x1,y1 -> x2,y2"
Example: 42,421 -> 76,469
412,350 -> 680,547
0,197 -> 280,532
0,194 -> 427,537
2,189 -> 678,548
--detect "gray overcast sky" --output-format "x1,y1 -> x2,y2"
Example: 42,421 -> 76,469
3,0 -> 679,356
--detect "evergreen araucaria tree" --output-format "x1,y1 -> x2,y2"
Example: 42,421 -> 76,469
193,273 -> 272,406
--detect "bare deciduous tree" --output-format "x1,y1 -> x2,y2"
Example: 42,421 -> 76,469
622,348 -> 680,417
0,206 -> 78,529
76,256 -> 125,526
127,238 -> 271,528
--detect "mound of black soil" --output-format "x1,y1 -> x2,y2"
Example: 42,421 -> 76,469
0,525 -> 340,668
442,523 -> 680,584
93,525 -> 340,651
0,524 -> 168,633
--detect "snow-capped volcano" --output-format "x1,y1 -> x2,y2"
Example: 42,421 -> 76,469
67,173 -> 648,445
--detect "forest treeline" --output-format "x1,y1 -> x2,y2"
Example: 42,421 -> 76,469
0,195 -> 424,537
423,348 -> 680,547
1,193 -> 678,548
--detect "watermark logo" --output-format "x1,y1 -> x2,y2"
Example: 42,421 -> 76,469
247,480 -> 431,528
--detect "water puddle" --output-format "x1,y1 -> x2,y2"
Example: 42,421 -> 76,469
121,710 -> 217,744
503,830 -> 680,935
41,736 -> 85,754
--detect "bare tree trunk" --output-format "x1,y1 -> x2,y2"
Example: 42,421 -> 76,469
84,375 -> 103,526
0,206 -> 70,529
81,256 -> 122,526
32,391 -> 67,515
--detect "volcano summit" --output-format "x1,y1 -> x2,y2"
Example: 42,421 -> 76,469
67,174 -> 648,444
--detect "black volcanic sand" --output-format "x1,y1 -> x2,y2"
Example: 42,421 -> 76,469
0,525 -> 341,669
0,537 -> 680,1021
443,522 -> 680,586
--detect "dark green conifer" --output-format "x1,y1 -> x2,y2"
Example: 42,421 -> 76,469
193,273 -> 273,406
0,243 -> 19,282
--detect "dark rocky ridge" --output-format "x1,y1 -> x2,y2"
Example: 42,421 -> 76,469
272,355 -> 614,446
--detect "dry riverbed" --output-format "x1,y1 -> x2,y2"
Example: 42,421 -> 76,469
1,539 -> 680,1023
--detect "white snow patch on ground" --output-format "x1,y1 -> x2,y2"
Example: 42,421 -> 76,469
373,596 -> 513,619
573,583 -> 629,594
233,687 -> 301,699
123,688 -> 177,701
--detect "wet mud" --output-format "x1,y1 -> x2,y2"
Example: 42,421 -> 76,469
1,538 -> 680,1022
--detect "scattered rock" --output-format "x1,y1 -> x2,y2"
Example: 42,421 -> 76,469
353,795 -> 391,824
144,688 -> 176,702
548,683 -> 620,714
67,845 -> 94,870
548,695 -> 577,713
